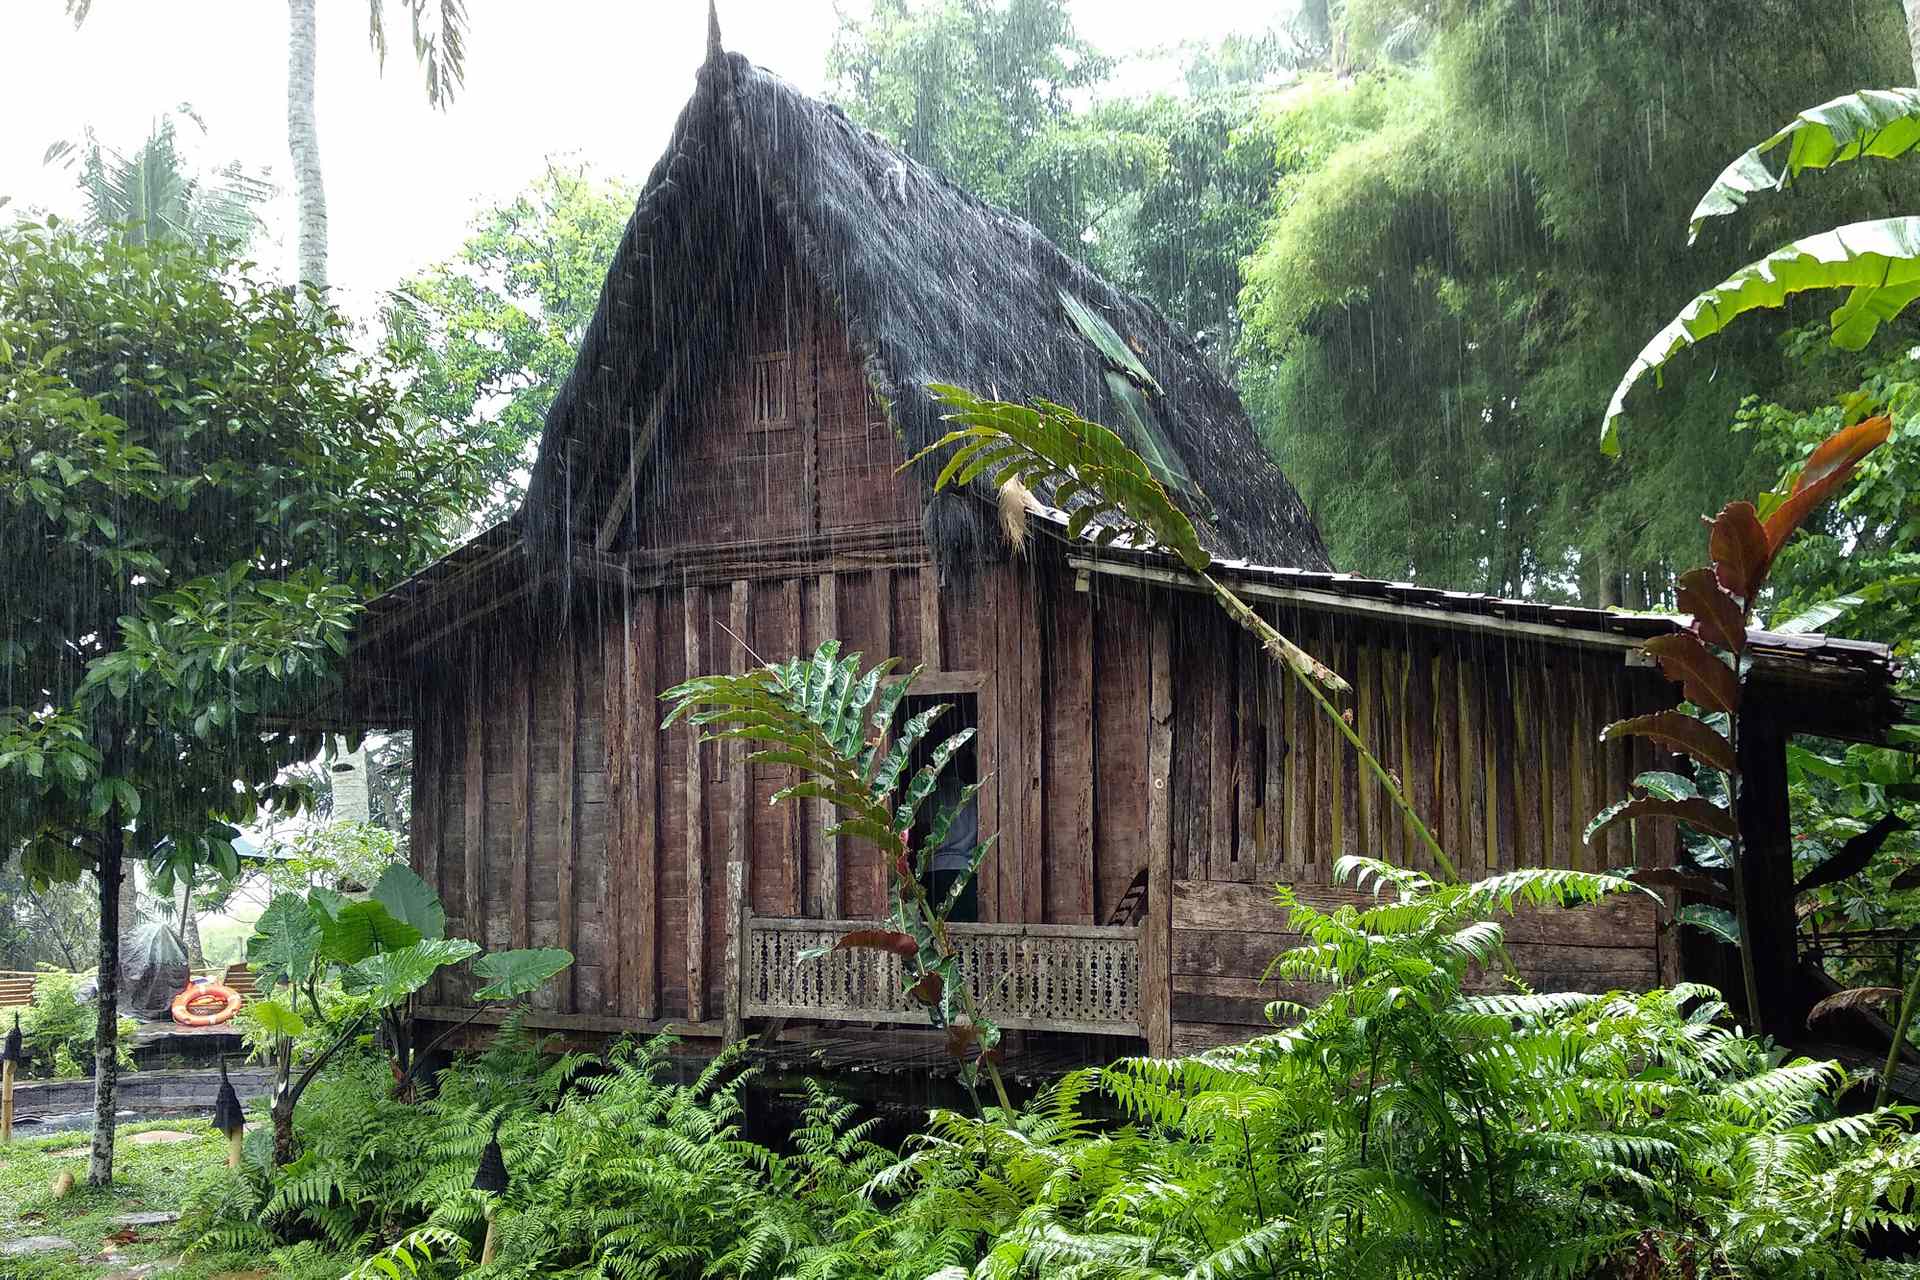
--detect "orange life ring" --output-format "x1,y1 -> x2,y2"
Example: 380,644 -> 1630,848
171,981 -> 243,1027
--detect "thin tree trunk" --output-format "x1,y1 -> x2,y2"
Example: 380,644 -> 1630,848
88,812 -> 124,1188
180,867 -> 205,972
1907,0 -> 1920,85
287,0 -> 328,296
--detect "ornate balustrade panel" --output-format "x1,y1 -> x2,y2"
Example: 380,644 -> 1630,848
744,918 -> 1144,1035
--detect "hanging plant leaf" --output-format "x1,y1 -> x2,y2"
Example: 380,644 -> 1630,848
1603,220 -> 1920,452
1807,986 -> 1903,1027
1794,813 -> 1909,896
1679,903 -> 1741,947
1762,416 -> 1892,555
1586,794 -> 1738,845
1676,568 -> 1748,655
1643,633 -> 1741,715
1690,88 -> 1920,241
834,929 -> 918,958
1707,501 -> 1772,603
1601,711 -> 1736,774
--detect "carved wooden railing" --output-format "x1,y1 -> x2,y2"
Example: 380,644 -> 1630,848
743,917 -> 1144,1036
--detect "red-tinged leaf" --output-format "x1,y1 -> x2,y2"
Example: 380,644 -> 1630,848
1676,567 -> 1747,654
1807,986 -> 1901,1028
1586,795 -> 1738,844
1601,711 -> 1736,774
945,1021 -> 981,1057
1643,633 -> 1740,715
1764,415 -> 1892,555
1707,501 -> 1770,601
834,929 -> 918,958
908,971 -> 944,1006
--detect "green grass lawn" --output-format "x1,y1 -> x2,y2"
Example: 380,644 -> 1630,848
0,1119 -> 317,1280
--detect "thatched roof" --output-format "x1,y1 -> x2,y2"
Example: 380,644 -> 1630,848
520,31 -> 1331,572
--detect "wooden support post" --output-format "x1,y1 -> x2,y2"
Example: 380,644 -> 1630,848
685,588 -> 708,1022
415,694 -> 445,1004
1736,717 -> 1803,1036
1144,611 -> 1174,1056
603,611 -> 631,1020
2,1059 -> 14,1144
225,1125 -> 242,1167
723,580 -> 753,1044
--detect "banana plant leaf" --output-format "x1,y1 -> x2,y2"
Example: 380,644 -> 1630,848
1603,218 -> 1920,454
1691,88 -> 1920,242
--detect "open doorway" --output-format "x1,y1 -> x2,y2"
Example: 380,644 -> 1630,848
899,692 -> 981,923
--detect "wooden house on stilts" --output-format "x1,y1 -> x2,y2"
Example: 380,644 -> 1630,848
331,26 -> 1905,1063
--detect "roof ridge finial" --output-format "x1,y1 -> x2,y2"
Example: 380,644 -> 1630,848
707,1 -> 724,63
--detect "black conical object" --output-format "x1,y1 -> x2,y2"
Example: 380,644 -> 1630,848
2,1012 -> 19,1065
472,1132 -> 509,1193
211,1057 -> 244,1136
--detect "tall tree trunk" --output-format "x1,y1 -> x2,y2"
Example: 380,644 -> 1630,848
88,812 -> 124,1187
1908,0 -> 1920,85
179,867 -> 205,972
287,0 -> 327,296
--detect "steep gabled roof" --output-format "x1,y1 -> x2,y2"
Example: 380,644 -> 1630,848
521,40 -> 1331,571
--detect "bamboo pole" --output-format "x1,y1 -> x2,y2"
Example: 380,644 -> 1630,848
2,1059 -> 14,1144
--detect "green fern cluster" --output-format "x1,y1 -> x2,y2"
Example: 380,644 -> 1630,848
909,859 -> 1920,1279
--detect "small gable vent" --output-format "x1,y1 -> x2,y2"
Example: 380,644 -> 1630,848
750,352 -> 790,426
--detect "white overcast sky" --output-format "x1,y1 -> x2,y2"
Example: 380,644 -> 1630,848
2,2 -> 1276,316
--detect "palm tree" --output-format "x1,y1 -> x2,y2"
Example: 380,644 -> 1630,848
66,0 -> 469,293
45,110 -> 271,249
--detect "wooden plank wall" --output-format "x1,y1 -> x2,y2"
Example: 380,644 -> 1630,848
1163,601 -> 1681,1050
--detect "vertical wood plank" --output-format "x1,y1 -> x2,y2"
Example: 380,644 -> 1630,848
1015,569 -> 1045,923
1354,632 -> 1378,860
1335,626 -> 1360,865
1208,630 -> 1236,882
1312,613 -> 1339,883
509,646 -> 533,951
631,594 -> 659,1019
1235,645 -> 1258,882
920,563 -> 943,670
781,578 -> 804,917
602,611 -> 630,1020
684,587 -> 708,1022
1459,645 -> 1489,881
723,579 -> 753,1043
555,624 -> 578,1012
464,638 -> 486,988
1257,625 -> 1287,887
1045,580 -> 1095,924
1145,609 -> 1174,1055
1408,635 -> 1438,877
414,681 -> 444,1004
1286,607 -> 1315,882
1545,654 -> 1574,870
1488,648 -> 1517,874
1433,642 -> 1460,872
816,572 -> 842,918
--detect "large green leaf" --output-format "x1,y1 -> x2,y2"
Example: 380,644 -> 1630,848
317,898 -> 422,965
1603,218 -> 1920,453
1691,89 -> 1920,242
371,863 -> 446,941
346,938 -> 480,1007
246,892 -> 323,990
248,994 -> 306,1040
471,947 -> 574,1001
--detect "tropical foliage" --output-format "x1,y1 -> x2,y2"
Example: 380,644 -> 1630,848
241,864 -> 570,1163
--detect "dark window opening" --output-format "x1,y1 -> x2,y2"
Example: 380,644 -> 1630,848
900,692 -> 981,923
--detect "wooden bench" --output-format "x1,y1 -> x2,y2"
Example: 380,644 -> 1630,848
0,971 -> 38,1008
220,963 -> 259,1000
